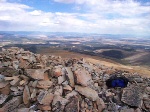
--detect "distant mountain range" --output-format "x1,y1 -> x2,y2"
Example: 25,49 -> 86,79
0,31 -> 149,41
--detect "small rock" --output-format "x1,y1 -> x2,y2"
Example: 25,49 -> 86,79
135,108 -> 142,112
1,67 -> 18,76
54,86 -> 63,96
3,61 -> 11,67
10,86 -> 18,91
121,86 -> 142,107
120,108 -> 134,112
134,78 -> 143,83
0,94 -> 8,104
19,80 -> 26,86
36,110 -> 42,112
74,69 -> 92,86
2,96 -> 22,112
23,85 -> 30,104
12,61 -> 19,69
38,104 -> 51,111
0,74 -> 5,82
37,80 -> 53,89
10,77 -> 20,86
94,83 -> 99,87
37,91 -> 54,105
26,69 -> 46,80
63,85 -> 72,91
145,87 -> 150,94
106,91 -> 114,97
75,85 -> 98,101
62,80 -> 69,85
143,98 -> 150,110
65,67 -> 75,87
19,58 -> 30,69
107,103 -> 118,111
0,84 -> 10,95
65,90 -> 78,99
31,89 -> 37,99
0,81 -> 9,88
13,91 -> 23,96
4,76 -> 19,80
52,95 -> 69,106
17,108 -> 30,112
53,67 -> 62,77
58,75 -> 66,84
32,80 -> 38,88
96,98 -> 105,112
65,96 -> 79,112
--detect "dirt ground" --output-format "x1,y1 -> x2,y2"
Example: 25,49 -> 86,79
37,48 -> 150,78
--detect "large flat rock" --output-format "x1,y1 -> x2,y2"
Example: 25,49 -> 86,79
75,85 -> 98,101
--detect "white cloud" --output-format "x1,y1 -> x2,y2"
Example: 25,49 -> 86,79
0,0 -> 149,36
0,16 -> 10,20
30,10 -> 42,16
54,0 -> 88,4
53,0 -> 150,35
0,0 -> 7,2
54,0 -> 75,4
0,2 -> 89,32
55,0 -> 150,17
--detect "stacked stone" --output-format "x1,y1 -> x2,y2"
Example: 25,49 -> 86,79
0,47 -> 149,112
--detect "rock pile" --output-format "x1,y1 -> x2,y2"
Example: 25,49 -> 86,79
0,47 -> 150,112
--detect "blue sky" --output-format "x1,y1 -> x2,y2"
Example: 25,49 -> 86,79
0,0 -> 150,36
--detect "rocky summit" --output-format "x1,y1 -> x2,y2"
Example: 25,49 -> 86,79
0,47 -> 150,112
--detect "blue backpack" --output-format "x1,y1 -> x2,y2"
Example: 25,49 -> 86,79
106,76 -> 129,88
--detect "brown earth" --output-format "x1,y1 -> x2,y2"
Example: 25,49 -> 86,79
124,52 -> 150,66
37,47 -> 150,78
